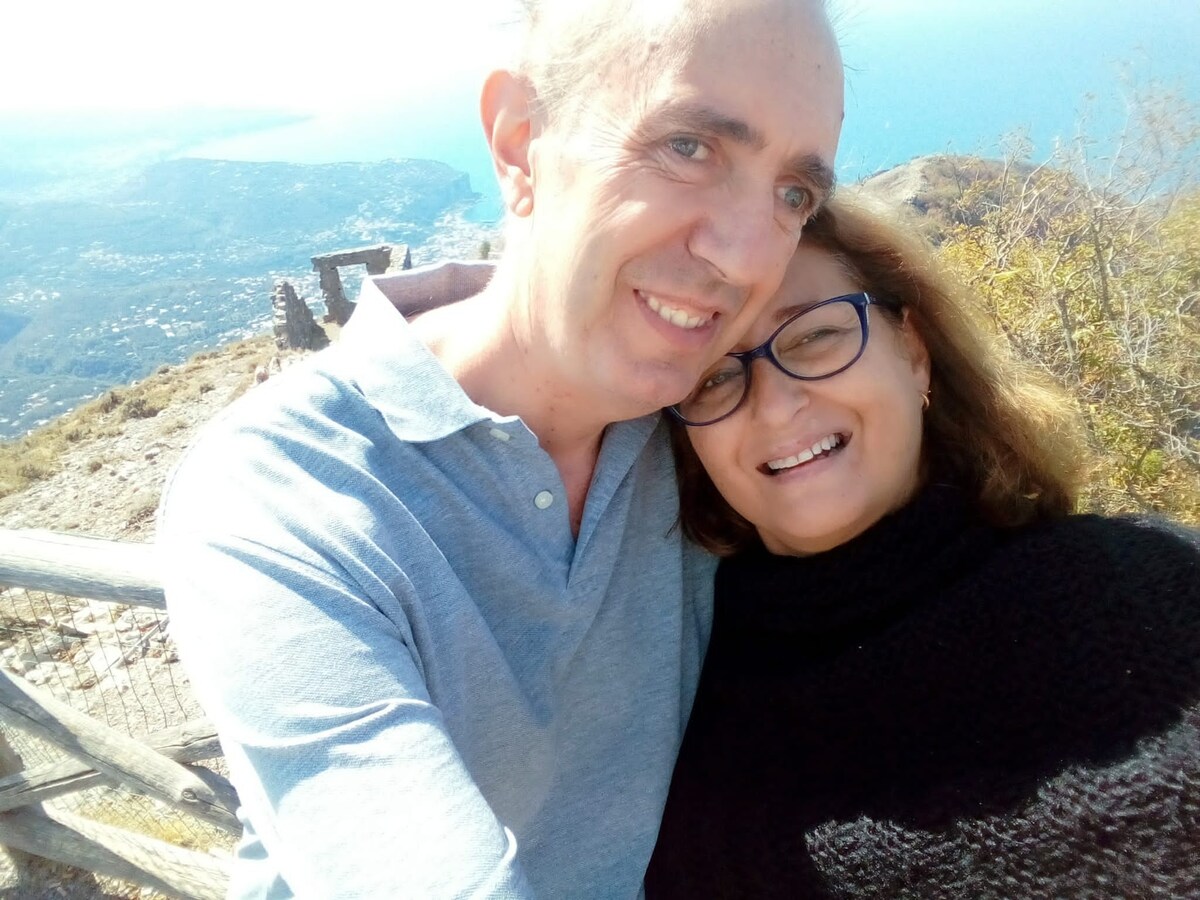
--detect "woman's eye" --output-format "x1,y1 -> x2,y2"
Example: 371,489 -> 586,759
800,328 -> 838,344
699,366 -> 742,391
779,184 -> 812,212
668,137 -> 710,161
780,328 -> 839,352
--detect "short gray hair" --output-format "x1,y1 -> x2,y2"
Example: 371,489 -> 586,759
514,0 -> 833,125
514,1 -> 672,123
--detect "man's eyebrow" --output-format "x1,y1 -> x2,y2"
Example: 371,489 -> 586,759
789,154 -> 837,204
640,101 -> 766,150
640,101 -> 837,200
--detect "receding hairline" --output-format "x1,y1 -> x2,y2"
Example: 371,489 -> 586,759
514,0 -> 836,120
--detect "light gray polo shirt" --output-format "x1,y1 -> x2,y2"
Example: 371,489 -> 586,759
158,264 -> 716,898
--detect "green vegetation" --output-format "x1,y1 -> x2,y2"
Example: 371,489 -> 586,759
938,81 -> 1199,524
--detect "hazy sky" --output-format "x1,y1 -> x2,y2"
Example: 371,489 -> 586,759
3,0 -> 522,113
11,0 -> 1187,114
4,0 -> 1196,186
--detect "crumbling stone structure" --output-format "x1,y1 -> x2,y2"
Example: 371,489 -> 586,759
272,279 -> 329,352
311,244 -> 412,325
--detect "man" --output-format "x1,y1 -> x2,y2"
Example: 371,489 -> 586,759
158,0 -> 843,896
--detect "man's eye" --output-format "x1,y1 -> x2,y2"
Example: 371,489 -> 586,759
778,184 -> 812,212
668,137 -> 710,161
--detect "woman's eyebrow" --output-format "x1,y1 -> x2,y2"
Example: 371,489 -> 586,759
772,301 -> 820,325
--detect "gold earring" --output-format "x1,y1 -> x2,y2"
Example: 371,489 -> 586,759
921,389 -> 931,411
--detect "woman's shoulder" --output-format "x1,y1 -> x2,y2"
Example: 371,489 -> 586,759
1007,511 -> 1199,598
989,511 -> 1200,707
1024,507 -> 1197,545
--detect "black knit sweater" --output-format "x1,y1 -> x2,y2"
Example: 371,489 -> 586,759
645,484 -> 1200,899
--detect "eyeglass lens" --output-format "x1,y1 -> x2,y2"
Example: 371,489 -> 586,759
676,298 -> 866,424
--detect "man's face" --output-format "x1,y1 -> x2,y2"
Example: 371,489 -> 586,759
518,0 -> 844,416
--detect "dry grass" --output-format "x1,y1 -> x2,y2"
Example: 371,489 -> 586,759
0,336 -> 277,500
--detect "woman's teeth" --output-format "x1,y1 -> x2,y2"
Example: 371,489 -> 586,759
643,293 -> 709,330
767,434 -> 843,472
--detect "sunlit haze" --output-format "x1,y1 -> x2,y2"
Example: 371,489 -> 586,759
1,0 -> 522,113
2,0 -> 1196,188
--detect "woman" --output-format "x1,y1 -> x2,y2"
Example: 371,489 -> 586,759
645,196 -> 1200,898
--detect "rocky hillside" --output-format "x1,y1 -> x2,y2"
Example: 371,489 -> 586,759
851,153 -> 1043,241
0,336 -> 289,541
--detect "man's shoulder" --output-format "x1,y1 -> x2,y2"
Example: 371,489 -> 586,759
181,346 -> 384,452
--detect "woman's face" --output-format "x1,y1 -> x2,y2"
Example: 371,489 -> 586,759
686,242 -> 931,555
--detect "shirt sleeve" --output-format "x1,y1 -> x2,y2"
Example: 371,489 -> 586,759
157,413 -> 533,898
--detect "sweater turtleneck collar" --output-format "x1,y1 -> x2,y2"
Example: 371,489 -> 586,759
715,482 -> 995,642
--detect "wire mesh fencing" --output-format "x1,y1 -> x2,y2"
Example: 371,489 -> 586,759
0,538 -> 236,899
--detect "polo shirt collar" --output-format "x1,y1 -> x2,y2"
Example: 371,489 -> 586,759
338,262 -> 663,457
339,267 -> 496,442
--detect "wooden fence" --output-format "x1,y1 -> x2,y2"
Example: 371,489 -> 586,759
0,528 -> 237,899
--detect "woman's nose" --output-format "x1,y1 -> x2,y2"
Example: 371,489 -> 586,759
746,361 -> 810,424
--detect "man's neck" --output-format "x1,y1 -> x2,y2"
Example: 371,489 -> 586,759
412,287 -> 625,536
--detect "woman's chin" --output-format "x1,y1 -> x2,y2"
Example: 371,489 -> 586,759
758,518 -> 875,557
757,484 -> 926,556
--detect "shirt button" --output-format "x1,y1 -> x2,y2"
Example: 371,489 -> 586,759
533,490 -> 554,510
489,427 -> 511,442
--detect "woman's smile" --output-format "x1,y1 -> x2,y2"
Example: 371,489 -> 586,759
762,432 -> 848,475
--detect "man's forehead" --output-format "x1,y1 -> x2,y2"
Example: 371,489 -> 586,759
530,0 -> 841,169
531,0 -> 827,46
629,0 -> 840,104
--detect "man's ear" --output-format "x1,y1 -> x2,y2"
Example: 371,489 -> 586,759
481,69 -> 536,218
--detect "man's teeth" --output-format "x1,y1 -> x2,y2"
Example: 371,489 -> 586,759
767,434 -> 842,471
644,293 -> 709,330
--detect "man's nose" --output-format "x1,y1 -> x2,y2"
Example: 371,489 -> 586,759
687,185 -> 795,294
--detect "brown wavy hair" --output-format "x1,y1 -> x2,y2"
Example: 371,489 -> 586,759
673,194 -> 1090,556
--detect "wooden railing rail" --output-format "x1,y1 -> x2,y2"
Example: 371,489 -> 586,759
0,528 -> 164,609
0,719 -> 224,814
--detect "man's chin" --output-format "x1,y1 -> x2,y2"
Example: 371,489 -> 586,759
587,355 -> 699,419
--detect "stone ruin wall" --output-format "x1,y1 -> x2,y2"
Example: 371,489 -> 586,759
273,243 -> 412,351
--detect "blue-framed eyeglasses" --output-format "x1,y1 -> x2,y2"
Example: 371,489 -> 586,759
667,291 -> 899,427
